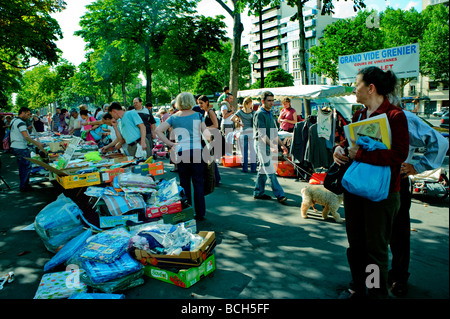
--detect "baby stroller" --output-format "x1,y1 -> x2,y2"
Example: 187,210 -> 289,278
152,138 -> 170,159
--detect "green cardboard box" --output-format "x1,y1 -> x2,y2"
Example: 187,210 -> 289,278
144,254 -> 215,288
162,206 -> 195,224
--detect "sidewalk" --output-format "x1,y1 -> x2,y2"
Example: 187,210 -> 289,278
0,150 -> 448,300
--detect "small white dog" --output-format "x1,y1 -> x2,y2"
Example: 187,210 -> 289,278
300,185 -> 344,223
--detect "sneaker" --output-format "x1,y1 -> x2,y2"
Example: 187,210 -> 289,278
338,289 -> 367,300
277,196 -> 287,203
254,194 -> 272,200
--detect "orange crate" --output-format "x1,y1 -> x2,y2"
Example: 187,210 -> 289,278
221,156 -> 241,167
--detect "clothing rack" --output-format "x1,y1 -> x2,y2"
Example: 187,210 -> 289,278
289,108 -> 349,181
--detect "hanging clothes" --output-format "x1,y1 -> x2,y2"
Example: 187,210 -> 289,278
290,115 -> 316,165
317,108 -> 333,140
304,123 -> 334,169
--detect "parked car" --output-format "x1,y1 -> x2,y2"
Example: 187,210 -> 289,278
433,110 -> 445,117
440,111 -> 449,129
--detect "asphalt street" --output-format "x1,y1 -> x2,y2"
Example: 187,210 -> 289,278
0,149 -> 448,302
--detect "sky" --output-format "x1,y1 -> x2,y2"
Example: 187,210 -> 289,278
51,0 -> 422,67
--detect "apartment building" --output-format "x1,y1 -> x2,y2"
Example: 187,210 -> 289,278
248,1 -> 338,86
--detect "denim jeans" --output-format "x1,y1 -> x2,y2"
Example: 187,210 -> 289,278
253,142 -> 284,198
177,150 -> 206,218
254,172 -> 285,198
239,132 -> 257,172
11,147 -> 31,189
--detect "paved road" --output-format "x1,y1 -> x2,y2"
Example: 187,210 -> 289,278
0,150 -> 448,302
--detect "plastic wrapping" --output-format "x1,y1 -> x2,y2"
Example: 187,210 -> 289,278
342,136 -> 391,202
44,229 -> 92,271
80,268 -> 144,293
128,223 -> 204,256
34,193 -> 85,253
78,227 -> 131,263
82,252 -> 142,284
117,173 -> 156,189
33,269 -> 88,299
146,178 -> 183,208
69,293 -> 125,299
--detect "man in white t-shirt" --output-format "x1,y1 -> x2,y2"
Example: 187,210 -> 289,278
10,107 -> 47,192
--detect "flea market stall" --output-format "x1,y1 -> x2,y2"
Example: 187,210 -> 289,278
237,85 -> 358,182
22,132 -> 216,299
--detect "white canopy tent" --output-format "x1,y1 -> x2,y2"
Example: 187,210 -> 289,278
237,85 -> 358,121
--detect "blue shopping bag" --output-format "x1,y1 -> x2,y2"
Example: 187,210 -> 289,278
342,136 -> 391,202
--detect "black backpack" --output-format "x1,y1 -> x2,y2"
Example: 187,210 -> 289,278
136,112 -> 152,135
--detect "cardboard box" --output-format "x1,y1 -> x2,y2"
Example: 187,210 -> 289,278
27,155 -> 132,189
56,171 -> 101,189
162,206 -> 195,225
132,162 -> 164,176
100,167 -> 132,184
144,254 -> 215,288
132,231 -> 216,268
145,201 -> 182,219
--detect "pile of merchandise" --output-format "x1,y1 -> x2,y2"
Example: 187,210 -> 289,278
32,174 -> 215,299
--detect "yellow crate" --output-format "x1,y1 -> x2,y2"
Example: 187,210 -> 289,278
56,172 -> 102,189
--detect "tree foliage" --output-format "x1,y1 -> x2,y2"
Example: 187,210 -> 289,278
309,4 -> 449,88
419,4 -> 449,85
0,0 -> 65,109
309,10 -> 383,83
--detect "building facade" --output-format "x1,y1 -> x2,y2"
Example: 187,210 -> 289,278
248,1 -> 338,86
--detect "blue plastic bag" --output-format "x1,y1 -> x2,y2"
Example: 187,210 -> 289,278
44,228 -> 93,271
341,136 -> 391,202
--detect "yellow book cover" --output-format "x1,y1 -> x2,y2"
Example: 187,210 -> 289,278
344,113 -> 392,149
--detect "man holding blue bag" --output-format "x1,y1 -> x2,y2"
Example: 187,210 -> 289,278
333,67 -> 409,299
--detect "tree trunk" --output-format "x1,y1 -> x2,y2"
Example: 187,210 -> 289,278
122,78 -> 127,106
144,45 -> 152,104
229,0 -> 244,108
297,1 -> 311,116
297,1 -> 308,86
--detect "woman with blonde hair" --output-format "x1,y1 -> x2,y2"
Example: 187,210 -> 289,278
156,92 -> 211,220
231,97 -> 257,173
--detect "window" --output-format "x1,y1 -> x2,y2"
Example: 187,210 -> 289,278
410,85 -> 416,95
429,81 -> 438,90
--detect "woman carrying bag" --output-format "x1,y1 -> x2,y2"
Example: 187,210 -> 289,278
333,66 -> 409,299
156,92 -> 212,221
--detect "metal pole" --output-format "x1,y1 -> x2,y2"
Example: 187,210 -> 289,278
259,0 -> 264,88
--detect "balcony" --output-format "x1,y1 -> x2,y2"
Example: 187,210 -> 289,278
253,58 -> 281,69
251,20 -> 279,33
252,38 -> 280,52
251,8 -> 279,24
305,30 -> 316,38
250,29 -> 279,42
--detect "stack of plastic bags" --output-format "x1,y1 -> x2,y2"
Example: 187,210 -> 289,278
37,227 -> 144,298
34,193 -> 85,253
127,223 -> 204,256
